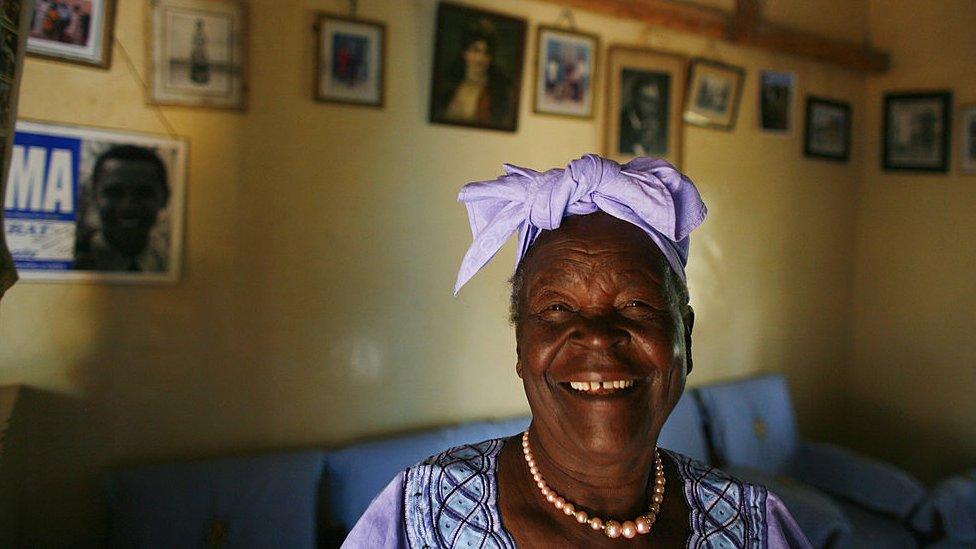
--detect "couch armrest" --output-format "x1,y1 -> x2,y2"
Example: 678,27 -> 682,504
910,472 -> 976,540
790,441 -> 925,519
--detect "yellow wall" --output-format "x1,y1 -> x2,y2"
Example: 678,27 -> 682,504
845,0 -> 976,482
0,0 -> 879,543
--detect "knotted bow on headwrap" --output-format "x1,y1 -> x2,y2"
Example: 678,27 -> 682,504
454,154 -> 707,295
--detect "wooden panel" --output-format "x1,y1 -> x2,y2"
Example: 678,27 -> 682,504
535,0 -> 889,72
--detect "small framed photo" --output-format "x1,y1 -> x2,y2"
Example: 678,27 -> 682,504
26,0 -> 116,68
957,104 -> 976,174
804,97 -> 851,161
315,13 -> 385,107
760,70 -> 794,132
684,58 -> 744,130
149,0 -> 247,110
883,91 -> 951,172
605,46 -> 686,166
429,2 -> 527,132
533,26 -> 598,119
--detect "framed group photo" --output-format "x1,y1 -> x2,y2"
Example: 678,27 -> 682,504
684,58 -> 744,130
533,26 -> 598,119
429,2 -> 527,132
760,70 -> 794,132
605,46 -> 686,166
149,0 -> 247,110
804,97 -> 851,161
314,13 -> 385,107
26,0 -> 115,68
883,91 -> 951,172
3,121 -> 187,284
957,104 -> 976,174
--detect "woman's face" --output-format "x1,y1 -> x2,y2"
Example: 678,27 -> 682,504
515,213 -> 691,457
463,39 -> 491,74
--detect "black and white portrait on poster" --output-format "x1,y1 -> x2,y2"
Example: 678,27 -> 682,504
3,121 -> 187,283
150,0 -> 246,110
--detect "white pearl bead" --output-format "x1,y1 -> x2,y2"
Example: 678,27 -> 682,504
652,494 -> 663,504
562,502 -> 575,515
575,510 -> 588,523
590,517 -> 604,530
621,521 -> 637,539
605,520 -> 622,538
635,516 -> 651,534
554,497 -> 565,510
654,485 -> 665,494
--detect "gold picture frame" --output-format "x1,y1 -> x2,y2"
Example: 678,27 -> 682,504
605,46 -> 687,167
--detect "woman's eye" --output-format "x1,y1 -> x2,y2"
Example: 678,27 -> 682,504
546,303 -> 570,312
624,300 -> 648,308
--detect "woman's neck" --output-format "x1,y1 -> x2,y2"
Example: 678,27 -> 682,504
525,424 -> 658,519
464,67 -> 488,84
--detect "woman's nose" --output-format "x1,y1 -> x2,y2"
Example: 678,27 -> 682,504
569,314 -> 630,350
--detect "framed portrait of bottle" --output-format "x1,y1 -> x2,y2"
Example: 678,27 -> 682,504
428,2 -> 527,132
148,0 -> 247,110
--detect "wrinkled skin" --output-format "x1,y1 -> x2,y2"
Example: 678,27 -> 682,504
497,212 -> 694,547
94,159 -> 167,257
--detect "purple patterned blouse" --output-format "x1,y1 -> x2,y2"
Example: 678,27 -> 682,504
343,438 -> 812,548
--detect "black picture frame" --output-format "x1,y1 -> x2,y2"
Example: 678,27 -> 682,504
428,2 -> 527,132
804,96 -> 851,162
883,91 -> 952,172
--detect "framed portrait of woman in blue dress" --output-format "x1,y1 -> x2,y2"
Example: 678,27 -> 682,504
428,2 -> 526,132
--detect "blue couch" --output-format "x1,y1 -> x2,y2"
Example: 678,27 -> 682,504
104,376 -> 938,548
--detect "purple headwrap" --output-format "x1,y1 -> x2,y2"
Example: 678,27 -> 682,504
454,154 -> 708,295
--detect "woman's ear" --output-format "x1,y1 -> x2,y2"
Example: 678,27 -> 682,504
683,305 -> 695,374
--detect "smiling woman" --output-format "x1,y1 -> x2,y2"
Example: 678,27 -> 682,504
342,155 -> 811,548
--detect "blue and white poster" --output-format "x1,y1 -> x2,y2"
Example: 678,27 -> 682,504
3,121 -> 187,283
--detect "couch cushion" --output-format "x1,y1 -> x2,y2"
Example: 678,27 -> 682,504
835,500 -> 919,549
728,466 -> 852,549
323,416 -> 529,531
105,450 -> 326,549
697,374 -> 800,473
657,392 -> 709,463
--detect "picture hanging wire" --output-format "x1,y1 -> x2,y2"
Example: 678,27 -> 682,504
113,37 -> 179,140
555,8 -> 578,31
639,26 -> 661,49
348,0 -> 358,18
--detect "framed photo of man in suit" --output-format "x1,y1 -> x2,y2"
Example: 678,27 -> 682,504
605,46 -> 687,167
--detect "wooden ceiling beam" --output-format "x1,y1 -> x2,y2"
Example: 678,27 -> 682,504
534,0 -> 890,73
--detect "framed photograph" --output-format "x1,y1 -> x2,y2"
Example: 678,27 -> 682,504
533,26 -> 598,119
3,121 -> 187,283
605,46 -> 686,167
804,97 -> 851,161
684,58 -> 744,130
149,0 -> 247,110
957,104 -> 976,174
760,70 -> 794,132
883,91 -> 951,172
26,0 -> 115,68
429,2 -> 527,132
315,13 -> 384,107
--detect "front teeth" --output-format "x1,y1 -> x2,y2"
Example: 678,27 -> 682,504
568,380 -> 636,392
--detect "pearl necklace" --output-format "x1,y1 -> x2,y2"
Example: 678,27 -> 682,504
521,430 -> 665,540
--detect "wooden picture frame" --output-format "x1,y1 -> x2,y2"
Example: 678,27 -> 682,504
605,46 -> 686,167
428,2 -> 527,132
314,13 -> 385,108
957,104 -> 976,175
148,0 -> 248,111
684,58 -> 745,130
759,70 -> 795,133
804,96 -> 851,162
883,91 -> 951,172
533,25 -> 598,119
26,0 -> 116,68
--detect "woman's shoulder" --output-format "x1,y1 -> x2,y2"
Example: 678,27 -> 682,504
402,437 -> 517,549
663,449 -> 812,548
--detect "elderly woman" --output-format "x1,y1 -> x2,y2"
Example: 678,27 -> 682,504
344,155 -> 810,548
